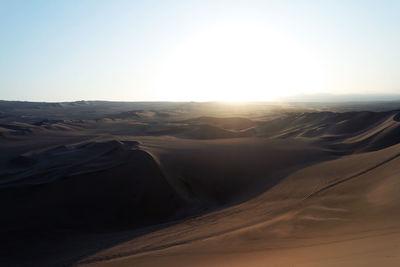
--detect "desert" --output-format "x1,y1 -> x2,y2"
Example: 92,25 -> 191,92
1,101 -> 400,266
2,1 -> 400,265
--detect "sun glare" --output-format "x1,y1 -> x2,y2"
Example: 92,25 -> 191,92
153,21 -> 324,102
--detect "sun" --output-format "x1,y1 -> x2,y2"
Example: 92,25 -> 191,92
153,21 -> 324,101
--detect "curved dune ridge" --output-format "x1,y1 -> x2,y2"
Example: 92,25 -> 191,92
2,107 -> 400,266
0,140 -> 184,230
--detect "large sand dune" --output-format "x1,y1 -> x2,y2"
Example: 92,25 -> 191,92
1,101 -> 400,266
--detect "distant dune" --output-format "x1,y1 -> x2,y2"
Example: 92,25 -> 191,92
1,101 -> 400,266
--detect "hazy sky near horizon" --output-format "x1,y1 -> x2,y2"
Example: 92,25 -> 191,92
1,0 -> 400,101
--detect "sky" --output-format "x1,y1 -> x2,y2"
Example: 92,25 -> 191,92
0,0 -> 399,102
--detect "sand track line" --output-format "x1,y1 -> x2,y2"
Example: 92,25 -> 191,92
305,153 -> 400,200
76,212 -> 294,265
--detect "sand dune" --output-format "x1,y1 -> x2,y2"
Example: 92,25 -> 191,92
182,116 -> 255,130
77,140 -> 400,267
0,140 -> 183,232
1,102 -> 400,266
181,124 -> 255,139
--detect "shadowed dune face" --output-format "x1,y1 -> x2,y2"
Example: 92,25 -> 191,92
148,138 -> 330,205
0,141 -> 183,231
2,102 -> 400,266
0,137 -> 330,232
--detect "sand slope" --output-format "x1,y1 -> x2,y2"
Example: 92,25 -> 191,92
78,142 -> 400,267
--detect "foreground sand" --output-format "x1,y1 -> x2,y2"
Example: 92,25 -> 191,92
78,142 -> 400,266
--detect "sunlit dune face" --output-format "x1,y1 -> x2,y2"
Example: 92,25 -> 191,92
154,22 -> 324,101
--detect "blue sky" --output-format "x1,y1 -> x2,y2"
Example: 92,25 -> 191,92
1,0 -> 399,101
